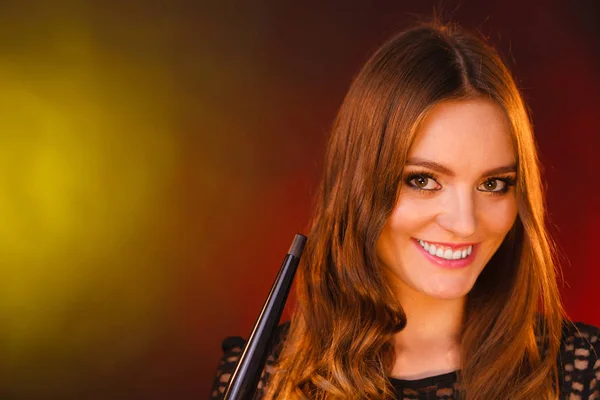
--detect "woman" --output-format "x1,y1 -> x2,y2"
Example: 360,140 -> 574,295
210,20 -> 600,400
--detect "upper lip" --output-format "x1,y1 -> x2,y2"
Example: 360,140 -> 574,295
415,238 -> 478,249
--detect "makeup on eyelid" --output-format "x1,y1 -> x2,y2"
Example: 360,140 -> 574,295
403,170 -> 517,195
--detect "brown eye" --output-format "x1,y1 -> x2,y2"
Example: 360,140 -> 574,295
413,177 -> 429,188
478,179 -> 508,193
405,173 -> 441,191
484,180 -> 497,190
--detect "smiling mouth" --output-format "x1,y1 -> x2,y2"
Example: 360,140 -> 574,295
416,239 -> 473,260
412,238 -> 479,269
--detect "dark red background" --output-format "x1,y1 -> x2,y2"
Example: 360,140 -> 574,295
200,1 -> 600,398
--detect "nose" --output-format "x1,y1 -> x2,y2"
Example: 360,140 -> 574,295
437,188 -> 477,238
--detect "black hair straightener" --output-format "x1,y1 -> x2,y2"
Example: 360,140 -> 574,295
223,234 -> 307,400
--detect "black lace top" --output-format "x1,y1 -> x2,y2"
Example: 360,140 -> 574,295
210,320 -> 600,399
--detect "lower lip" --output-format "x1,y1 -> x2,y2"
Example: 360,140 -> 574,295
413,238 -> 478,269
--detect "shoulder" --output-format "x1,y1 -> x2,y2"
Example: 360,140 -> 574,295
210,321 -> 291,400
560,320 -> 600,360
558,320 -> 600,398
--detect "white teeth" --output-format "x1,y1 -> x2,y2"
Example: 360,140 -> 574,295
417,239 -> 473,261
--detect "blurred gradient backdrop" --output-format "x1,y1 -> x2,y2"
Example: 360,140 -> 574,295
0,1 -> 598,398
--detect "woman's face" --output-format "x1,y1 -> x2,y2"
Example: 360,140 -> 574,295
376,98 -> 518,300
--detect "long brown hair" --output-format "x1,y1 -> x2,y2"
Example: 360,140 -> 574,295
265,20 -> 566,400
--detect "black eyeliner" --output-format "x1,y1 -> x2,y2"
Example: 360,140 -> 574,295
483,175 -> 517,195
403,170 -> 517,195
403,171 -> 441,193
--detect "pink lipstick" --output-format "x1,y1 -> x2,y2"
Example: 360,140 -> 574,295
413,238 -> 478,269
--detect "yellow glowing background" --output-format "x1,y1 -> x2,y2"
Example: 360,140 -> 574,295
0,3 -> 179,397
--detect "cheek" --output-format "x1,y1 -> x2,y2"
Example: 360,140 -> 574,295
386,192 -> 518,237
478,195 -> 519,234
386,195 -> 435,233
377,197 -> 427,266
383,189 -> 518,239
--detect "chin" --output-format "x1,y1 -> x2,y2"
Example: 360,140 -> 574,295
423,283 -> 473,300
427,291 -> 468,301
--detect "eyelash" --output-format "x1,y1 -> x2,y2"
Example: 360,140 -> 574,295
404,171 -> 517,195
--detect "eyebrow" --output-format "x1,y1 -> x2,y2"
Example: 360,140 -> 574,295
405,157 -> 517,177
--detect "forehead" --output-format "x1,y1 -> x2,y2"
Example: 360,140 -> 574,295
407,98 -> 515,171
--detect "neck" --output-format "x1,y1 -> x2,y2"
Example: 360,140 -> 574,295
393,281 -> 465,354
